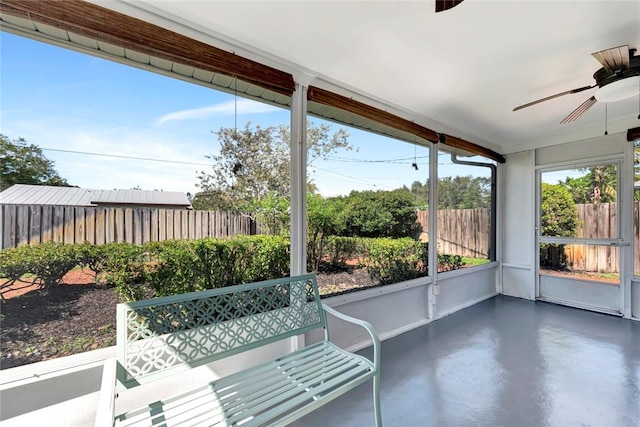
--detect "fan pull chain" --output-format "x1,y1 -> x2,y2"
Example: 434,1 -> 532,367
604,103 -> 608,136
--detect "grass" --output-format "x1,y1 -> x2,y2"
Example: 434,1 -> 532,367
593,272 -> 620,281
461,257 -> 491,267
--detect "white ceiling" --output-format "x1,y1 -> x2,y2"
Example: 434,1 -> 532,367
97,0 -> 640,155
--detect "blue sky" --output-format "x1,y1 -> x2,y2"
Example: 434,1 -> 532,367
1,32 -> 485,198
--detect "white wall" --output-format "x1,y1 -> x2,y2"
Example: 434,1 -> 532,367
632,280 -> 640,319
539,275 -> 620,314
306,277 -> 432,352
435,265 -> 498,318
309,266 -> 499,353
501,150 -> 536,299
535,133 -> 626,164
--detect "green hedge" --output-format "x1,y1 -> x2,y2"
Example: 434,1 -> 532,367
360,237 -> 428,284
0,243 -> 79,294
0,236 -> 290,301
324,236 -> 362,267
318,236 -> 463,279
145,235 -> 289,297
1,235 -> 464,300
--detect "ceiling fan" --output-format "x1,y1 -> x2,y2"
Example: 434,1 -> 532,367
435,0 -> 464,13
513,45 -> 640,123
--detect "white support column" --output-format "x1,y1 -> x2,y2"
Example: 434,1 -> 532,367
621,139 -> 634,318
428,140 -> 438,318
290,84 -> 308,352
290,84 -> 308,277
496,161 -> 504,295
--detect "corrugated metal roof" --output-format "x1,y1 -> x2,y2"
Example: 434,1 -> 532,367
0,185 -> 191,207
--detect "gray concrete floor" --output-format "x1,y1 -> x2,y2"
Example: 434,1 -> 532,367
291,295 -> 640,427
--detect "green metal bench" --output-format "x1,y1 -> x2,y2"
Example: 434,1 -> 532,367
95,274 -> 381,426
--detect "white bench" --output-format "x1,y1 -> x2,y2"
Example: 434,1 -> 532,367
95,274 -> 382,426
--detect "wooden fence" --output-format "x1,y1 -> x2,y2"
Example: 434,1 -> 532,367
2,203 -> 639,274
417,202 -> 639,274
556,202 -> 639,274
0,204 -> 257,249
416,209 -> 490,258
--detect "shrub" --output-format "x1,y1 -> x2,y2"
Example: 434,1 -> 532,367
241,234 -> 289,282
323,236 -> 362,268
361,237 -> 428,284
27,243 -> 81,292
0,246 -> 37,296
337,190 -> 420,238
0,243 -> 81,295
100,242 -> 148,300
76,242 -> 110,280
540,183 -> 579,269
145,235 -> 289,297
145,239 -> 203,296
437,253 -> 463,272
0,246 -> 33,282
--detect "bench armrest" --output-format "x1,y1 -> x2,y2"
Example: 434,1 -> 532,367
94,357 -> 117,427
321,304 -> 381,369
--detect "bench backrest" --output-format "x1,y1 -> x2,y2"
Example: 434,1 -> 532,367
116,274 -> 325,389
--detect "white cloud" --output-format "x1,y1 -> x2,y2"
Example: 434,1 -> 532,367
155,99 -> 280,125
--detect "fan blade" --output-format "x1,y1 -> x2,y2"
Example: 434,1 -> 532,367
513,85 -> 596,111
436,0 -> 464,12
560,96 -> 597,124
592,45 -> 629,72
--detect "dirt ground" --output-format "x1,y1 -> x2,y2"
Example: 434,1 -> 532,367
0,268 -> 378,369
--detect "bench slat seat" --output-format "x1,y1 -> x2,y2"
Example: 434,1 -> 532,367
115,341 -> 375,427
97,274 -> 382,427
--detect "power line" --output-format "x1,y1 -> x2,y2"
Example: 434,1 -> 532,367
41,147 -> 211,167
324,154 -> 429,164
311,166 -> 395,190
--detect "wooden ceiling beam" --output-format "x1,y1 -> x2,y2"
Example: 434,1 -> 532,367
309,86 -> 505,163
0,0 -> 295,96
439,134 -> 505,163
308,86 -> 439,143
627,126 -> 640,141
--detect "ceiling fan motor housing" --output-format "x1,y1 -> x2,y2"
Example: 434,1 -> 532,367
593,52 -> 640,101
594,53 -> 639,84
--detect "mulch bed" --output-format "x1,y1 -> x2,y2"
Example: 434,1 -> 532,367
0,268 -> 378,370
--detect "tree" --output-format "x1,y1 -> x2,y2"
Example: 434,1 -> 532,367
194,122 -> 351,210
408,176 -> 491,210
337,189 -> 419,238
562,165 -> 617,204
250,191 -> 290,235
540,183 -> 579,270
540,183 -> 579,237
0,134 -> 71,191
438,175 -> 491,209
409,180 -> 429,209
